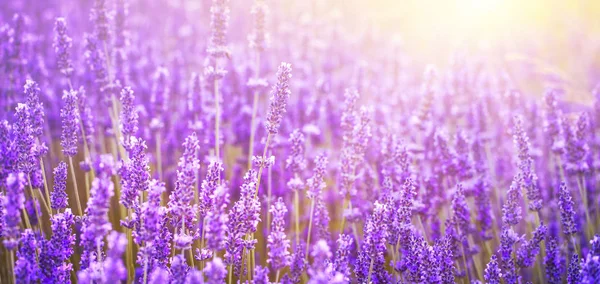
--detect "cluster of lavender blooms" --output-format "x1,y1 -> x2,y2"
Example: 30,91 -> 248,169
1,0 -> 600,283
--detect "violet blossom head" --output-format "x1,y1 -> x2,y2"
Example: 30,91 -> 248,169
265,62 -> 292,135
51,161 -> 69,209
53,17 -> 74,77
60,89 -> 80,157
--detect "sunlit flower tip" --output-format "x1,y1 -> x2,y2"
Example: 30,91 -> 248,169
265,62 -> 292,134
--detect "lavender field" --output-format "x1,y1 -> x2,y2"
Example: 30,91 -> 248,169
1,0 -> 600,283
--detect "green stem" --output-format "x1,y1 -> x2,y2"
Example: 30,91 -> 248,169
305,199 -> 315,260
68,157 -> 83,215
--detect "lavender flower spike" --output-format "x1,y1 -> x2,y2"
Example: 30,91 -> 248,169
558,182 -> 578,236
15,229 -> 40,283
204,257 -> 227,284
61,89 -> 80,157
484,254 -> 501,284
51,161 -> 69,210
208,0 -> 231,58
3,172 -> 27,250
53,17 -> 74,77
265,62 -> 292,135
268,197 -> 291,271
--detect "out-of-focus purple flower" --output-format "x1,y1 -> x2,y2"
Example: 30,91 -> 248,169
40,209 -> 75,283
568,254 -> 582,284
308,240 -> 340,283
564,112 -> 590,174
205,185 -> 229,251
148,267 -> 169,284
61,89 -> 80,157
286,129 -> 306,176
77,86 -> 96,148
253,265 -> 270,284
103,231 -> 127,283
15,229 -> 40,283
0,121 -> 16,184
517,223 -> 547,267
170,254 -> 190,284
185,269 -> 203,284
90,0 -> 111,42
268,197 -> 291,271
204,257 -> 227,284
84,33 -> 110,95
80,174 -> 114,269
208,0 -> 230,58
451,183 -> 470,236
114,0 -> 129,50
252,155 -> 275,169
581,254 -> 600,284
265,62 -> 292,135
434,130 -> 457,176
473,176 -> 492,240
484,254 -> 501,284
543,89 -> 565,154
307,153 -> 328,199
169,133 -> 200,231
135,180 -> 164,247
119,86 -> 138,148
513,115 -> 533,173
558,182 -> 577,236
151,67 -> 169,122
248,0 -> 270,52
53,17 -> 73,77
545,238 -> 563,284
51,161 -> 68,209
3,172 -> 26,250
455,131 -> 473,180
502,175 -> 522,226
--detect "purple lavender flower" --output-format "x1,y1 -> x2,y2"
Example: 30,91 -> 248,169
564,112 -> 590,174
170,254 -> 190,284
513,115 -> 533,173
517,223 -> 547,267
307,153 -> 328,199
473,176 -> 493,240
204,257 -> 227,284
3,172 -> 26,250
543,89 -> 565,154
434,130 -> 458,176
51,161 -> 68,209
558,182 -> 578,235
268,197 -> 291,271
15,229 -> 40,283
199,161 -> 223,218
308,240 -> 337,283
90,0 -> 111,42
286,129 -> 306,176
265,62 -> 292,135
149,267 -> 169,284
581,254 -> 600,284
545,238 -> 564,284
120,136 -> 150,215
502,175 -> 522,226
77,86 -> 96,148
451,183 -> 470,236
61,89 -> 80,157
14,104 -> 36,174
205,185 -> 229,251
334,234 -> 352,281
356,201 -> 389,283
568,254 -> 582,284
185,269 -> 203,284
249,0 -> 269,52
80,174 -> 114,269
150,67 -> 169,121
103,231 -> 127,283
169,133 -> 200,230
53,17 -> 74,77
40,209 -> 75,283
24,80 -> 45,138
484,254 -> 501,284
283,242 -> 307,284
208,0 -> 230,58
455,130 -> 473,180
84,33 -> 110,95
119,86 -> 138,148
253,265 -> 270,284
114,0 -> 129,50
